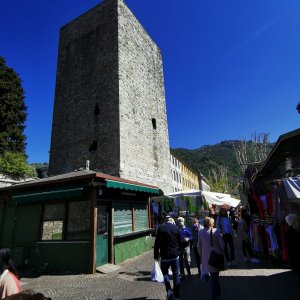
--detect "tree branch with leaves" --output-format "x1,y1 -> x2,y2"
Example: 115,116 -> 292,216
233,132 -> 270,172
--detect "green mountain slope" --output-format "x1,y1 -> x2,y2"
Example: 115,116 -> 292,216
172,140 -> 273,181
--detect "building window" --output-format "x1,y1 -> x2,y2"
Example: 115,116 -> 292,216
94,103 -> 100,116
41,203 -> 65,240
152,118 -> 157,130
67,201 -> 91,240
89,140 -> 97,151
114,203 -> 132,235
134,203 -> 148,232
114,202 -> 149,236
41,200 -> 91,241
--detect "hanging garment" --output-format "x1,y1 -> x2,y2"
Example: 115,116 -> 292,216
257,225 -> 269,256
250,224 -> 264,253
277,182 -> 291,215
252,193 -> 264,218
283,177 -> 300,199
266,225 -> 280,256
260,195 -> 268,210
266,192 -> 273,215
264,227 -> 272,255
175,197 -> 181,208
271,183 -> 290,221
280,223 -> 289,262
274,224 -> 282,252
152,201 -> 159,215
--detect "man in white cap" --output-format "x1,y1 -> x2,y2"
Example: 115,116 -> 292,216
154,215 -> 181,300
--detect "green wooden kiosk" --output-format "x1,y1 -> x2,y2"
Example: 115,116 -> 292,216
0,170 -> 160,273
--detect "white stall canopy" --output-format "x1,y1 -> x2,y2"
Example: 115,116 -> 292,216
201,191 -> 240,207
166,190 -> 240,208
165,189 -> 201,197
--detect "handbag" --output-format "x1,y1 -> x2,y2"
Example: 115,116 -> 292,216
208,229 -> 225,270
151,260 -> 164,283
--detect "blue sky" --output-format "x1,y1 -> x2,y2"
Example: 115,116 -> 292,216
1,0 -> 300,163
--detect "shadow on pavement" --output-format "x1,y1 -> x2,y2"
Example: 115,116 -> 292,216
19,268 -> 81,279
121,298 -> 160,300
119,270 -> 152,282
180,269 -> 298,300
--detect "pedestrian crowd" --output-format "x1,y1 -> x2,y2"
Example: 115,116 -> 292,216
154,207 -> 300,300
1,208 -> 300,300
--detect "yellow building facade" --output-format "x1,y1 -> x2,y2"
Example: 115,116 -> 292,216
181,163 -> 199,190
170,150 -> 200,191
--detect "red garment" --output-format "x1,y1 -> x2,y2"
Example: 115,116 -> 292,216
264,228 -> 272,255
266,192 -> 273,214
252,193 -> 264,218
258,225 -> 269,256
280,224 -> 289,261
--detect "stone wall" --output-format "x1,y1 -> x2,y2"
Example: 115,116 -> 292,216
118,0 -> 172,193
49,0 -> 120,176
49,0 -> 172,193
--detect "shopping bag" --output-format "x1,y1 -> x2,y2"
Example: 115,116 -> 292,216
208,250 -> 225,270
151,260 -> 164,283
208,228 -> 225,270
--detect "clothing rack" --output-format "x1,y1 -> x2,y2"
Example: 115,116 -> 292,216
251,216 -> 285,225
266,179 -> 283,184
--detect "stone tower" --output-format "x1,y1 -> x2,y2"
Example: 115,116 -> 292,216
49,0 -> 172,193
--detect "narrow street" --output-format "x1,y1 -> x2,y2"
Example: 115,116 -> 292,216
20,238 -> 298,300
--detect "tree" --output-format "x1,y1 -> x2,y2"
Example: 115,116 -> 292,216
0,57 -> 36,178
233,132 -> 270,172
0,152 -> 36,178
0,56 -> 27,154
207,165 -> 236,194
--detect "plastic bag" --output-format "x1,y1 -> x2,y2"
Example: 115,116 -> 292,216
151,260 -> 164,283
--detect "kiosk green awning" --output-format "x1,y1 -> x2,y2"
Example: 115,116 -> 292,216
106,179 -> 159,195
11,187 -> 83,204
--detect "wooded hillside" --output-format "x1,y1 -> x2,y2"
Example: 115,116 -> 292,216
172,140 -> 274,182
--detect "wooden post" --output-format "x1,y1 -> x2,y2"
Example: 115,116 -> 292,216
111,201 -> 114,264
132,200 -> 135,232
90,188 -> 97,274
148,197 -> 151,228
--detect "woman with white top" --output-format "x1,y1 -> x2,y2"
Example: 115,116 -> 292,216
198,217 -> 225,300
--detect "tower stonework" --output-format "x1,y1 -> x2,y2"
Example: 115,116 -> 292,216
49,0 -> 172,193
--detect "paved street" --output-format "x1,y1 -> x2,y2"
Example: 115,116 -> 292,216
20,241 -> 298,300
